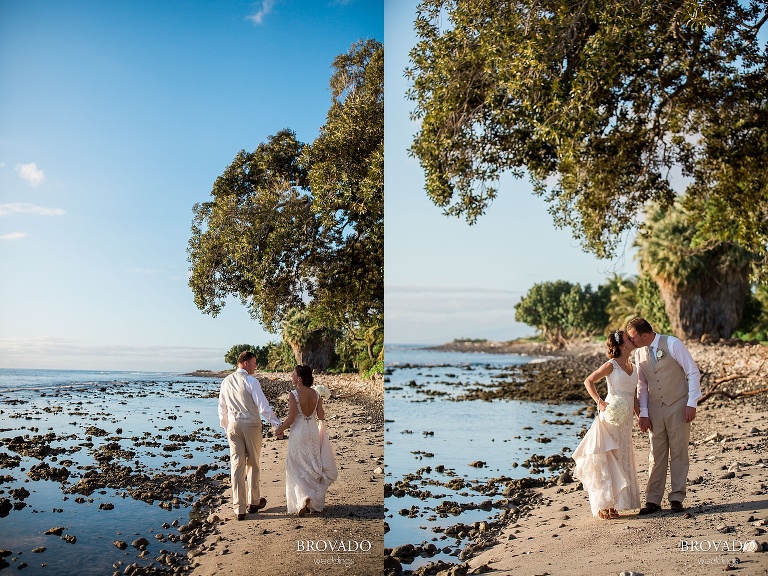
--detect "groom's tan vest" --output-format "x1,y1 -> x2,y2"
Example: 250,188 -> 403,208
637,335 -> 688,407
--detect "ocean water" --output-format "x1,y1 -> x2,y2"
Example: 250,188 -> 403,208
384,345 -> 591,568
0,368 -> 226,575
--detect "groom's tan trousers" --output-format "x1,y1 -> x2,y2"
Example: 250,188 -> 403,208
647,394 -> 690,504
226,420 -> 262,515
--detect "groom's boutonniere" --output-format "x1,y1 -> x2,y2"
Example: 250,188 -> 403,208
655,349 -> 664,361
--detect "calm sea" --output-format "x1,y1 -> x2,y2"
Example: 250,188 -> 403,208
0,368 -> 224,575
384,345 -> 591,568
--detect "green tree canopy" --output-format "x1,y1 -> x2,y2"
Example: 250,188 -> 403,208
224,344 -> 268,368
514,280 -> 609,345
188,40 -> 383,337
407,1 -> 768,266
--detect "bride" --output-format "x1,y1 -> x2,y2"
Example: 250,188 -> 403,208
572,330 -> 642,519
275,365 -> 338,515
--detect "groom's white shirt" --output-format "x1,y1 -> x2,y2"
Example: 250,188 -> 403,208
637,334 -> 702,418
218,368 -> 281,429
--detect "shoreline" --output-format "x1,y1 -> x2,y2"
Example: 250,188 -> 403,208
386,339 -> 768,575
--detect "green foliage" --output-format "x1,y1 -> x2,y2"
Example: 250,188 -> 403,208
407,1 -> 768,266
733,285 -> 768,342
224,344 -> 271,369
604,274 -> 640,331
514,281 -> 609,345
188,41 -> 383,338
333,314 -> 383,374
635,274 -> 673,335
265,341 -> 296,372
362,359 -> 384,380
281,307 -> 340,348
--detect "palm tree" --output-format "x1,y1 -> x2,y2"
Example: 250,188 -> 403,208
604,274 -> 639,331
281,307 -> 339,372
634,203 -> 753,341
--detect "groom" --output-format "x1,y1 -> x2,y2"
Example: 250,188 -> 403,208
218,351 -> 282,520
625,317 -> 701,514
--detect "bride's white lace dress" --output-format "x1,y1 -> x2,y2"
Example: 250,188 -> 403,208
572,359 -> 641,516
285,389 -> 338,513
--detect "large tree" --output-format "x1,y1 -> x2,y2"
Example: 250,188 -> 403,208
407,1 -> 768,268
188,41 -> 383,366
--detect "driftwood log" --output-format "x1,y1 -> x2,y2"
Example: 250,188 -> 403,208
699,359 -> 768,403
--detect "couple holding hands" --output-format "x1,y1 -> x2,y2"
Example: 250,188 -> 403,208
573,317 -> 701,519
218,351 -> 338,520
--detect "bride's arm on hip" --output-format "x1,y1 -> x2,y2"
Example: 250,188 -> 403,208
584,361 -> 613,411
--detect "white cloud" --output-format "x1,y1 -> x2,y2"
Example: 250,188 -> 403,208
0,232 -> 27,241
247,0 -> 277,24
15,162 -> 45,186
0,203 -> 65,216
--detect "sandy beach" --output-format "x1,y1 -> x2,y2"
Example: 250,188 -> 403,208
186,372 -> 385,576
387,340 -> 768,576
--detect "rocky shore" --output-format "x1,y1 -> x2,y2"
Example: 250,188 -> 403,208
386,339 -> 768,576
0,370 -> 382,576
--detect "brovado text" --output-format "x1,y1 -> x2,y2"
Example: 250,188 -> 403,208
296,540 -> 372,553
679,539 -> 758,553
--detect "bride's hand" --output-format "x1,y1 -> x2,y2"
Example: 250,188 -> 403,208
597,399 -> 607,411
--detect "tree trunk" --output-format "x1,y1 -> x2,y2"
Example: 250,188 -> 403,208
289,336 -> 336,372
656,263 -> 750,341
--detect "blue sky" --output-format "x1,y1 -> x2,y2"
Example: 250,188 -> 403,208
384,0 -> 638,345
0,0 -> 383,371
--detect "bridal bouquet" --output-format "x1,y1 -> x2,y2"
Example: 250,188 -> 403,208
315,384 -> 331,400
604,397 -> 630,426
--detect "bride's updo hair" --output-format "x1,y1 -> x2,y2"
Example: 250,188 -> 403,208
295,365 -> 314,387
606,330 -> 625,358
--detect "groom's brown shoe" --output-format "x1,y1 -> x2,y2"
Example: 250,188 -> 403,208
670,500 -> 685,513
639,502 -> 661,515
247,498 -> 267,514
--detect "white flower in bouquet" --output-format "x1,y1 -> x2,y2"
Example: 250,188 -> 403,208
315,384 -> 331,400
604,397 -> 629,426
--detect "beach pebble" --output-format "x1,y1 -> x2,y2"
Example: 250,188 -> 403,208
469,461 -> 485,468
743,540 -> 761,553
45,527 -> 65,536
205,514 -> 220,524
721,472 -> 736,479
374,467 -> 383,474
717,525 -> 735,534
618,572 -> 644,576
31,547 -> 46,553
61,535 -> 76,544
131,537 -> 149,549
113,541 -> 127,550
